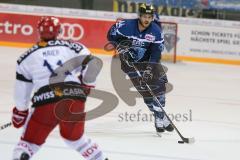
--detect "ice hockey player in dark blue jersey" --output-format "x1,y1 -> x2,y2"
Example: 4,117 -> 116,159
107,3 -> 174,134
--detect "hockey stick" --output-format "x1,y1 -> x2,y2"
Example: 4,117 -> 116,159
0,122 -> 12,131
117,46 -> 195,144
132,64 -> 194,144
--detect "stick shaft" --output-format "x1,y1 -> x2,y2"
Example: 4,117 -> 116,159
131,64 -> 189,142
0,122 -> 12,131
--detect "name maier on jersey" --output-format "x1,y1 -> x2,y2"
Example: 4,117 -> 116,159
17,40 -> 84,65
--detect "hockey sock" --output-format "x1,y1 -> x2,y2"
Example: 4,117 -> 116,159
12,140 -> 40,160
64,135 -> 106,160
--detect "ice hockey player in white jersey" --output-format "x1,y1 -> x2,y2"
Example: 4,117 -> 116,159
11,16 -> 108,160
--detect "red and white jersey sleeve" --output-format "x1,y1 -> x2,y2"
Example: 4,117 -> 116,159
14,40 -> 92,110
14,63 -> 34,111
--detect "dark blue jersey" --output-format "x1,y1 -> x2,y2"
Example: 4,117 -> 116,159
107,18 -> 164,63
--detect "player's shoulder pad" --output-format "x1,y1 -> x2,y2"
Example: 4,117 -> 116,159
145,22 -> 164,43
115,19 -> 127,29
17,44 -> 40,65
150,22 -> 162,37
17,40 -> 84,65
115,19 -> 136,35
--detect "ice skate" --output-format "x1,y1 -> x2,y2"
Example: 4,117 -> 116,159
154,113 -> 174,136
13,152 -> 30,160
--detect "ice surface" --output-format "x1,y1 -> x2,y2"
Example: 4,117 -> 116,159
0,46 -> 240,160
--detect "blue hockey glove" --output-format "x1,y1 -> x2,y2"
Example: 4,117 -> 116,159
142,66 -> 153,82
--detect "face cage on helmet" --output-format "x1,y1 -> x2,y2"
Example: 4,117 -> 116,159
138,12 -> 154,19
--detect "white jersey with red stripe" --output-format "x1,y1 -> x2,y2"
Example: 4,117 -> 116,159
14,39 -> 93,110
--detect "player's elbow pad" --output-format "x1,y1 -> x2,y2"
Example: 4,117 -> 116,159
82,56 -> 103,86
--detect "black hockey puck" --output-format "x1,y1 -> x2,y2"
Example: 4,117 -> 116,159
178,141 -> 184,144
